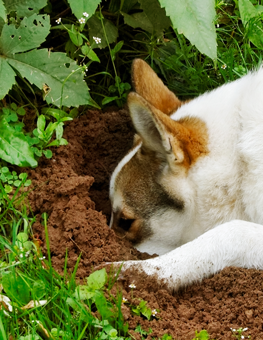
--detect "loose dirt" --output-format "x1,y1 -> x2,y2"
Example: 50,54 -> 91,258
27,108 -> 263,340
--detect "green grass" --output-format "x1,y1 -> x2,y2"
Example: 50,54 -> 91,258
0,194 -> 130,340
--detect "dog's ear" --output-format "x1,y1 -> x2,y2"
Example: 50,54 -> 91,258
132,59 -> 181,115
128,92 -> 187,166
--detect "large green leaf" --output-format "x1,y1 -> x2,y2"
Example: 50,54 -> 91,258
0,13 -> 97,108
0,116 -> 37,167
0,0 -> 6,22
138,0 -> 171,35
67,0 -> 101,21
3,0 -> 47,17
0,59 -> 16,99
8,49 -> 95,108
159,0 -> 217,60
0,14 -> 50,55
246,19 -> 263,49
88,15 -> 118,49
238,0 -> 263,48
122,12 -> 154,33
87,268 -> 107,290
239,0 -> 260,26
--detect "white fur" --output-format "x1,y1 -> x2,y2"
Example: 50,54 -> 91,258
120,220 -> 263,291
112,68 -> 263,289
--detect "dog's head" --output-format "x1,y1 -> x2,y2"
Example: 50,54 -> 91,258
109,59 -> 208,255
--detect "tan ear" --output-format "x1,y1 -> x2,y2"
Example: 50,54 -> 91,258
128,92 -> 187,167
132,59 -> 181,115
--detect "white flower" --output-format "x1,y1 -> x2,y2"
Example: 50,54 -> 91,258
152,309 -> 158,316
25,251 -> 30,257
122,297 -> 128,303
83,12 -> 89,17
221,64 -> 227,69
79,18 -> 85,24
39,256 -> 46,260
241,336 -> 244,339
19,254 -> 24,258
55,18 -> 61,24
129,283 -> 136,289
217,24 -> 219,28
93,36 -> 101,44
243,328 -> 248,331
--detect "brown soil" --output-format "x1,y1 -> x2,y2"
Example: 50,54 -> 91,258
27,108 -> 263,340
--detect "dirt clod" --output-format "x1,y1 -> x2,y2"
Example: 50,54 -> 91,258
28,108 -> 263,340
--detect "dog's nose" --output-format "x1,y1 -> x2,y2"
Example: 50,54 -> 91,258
118,218 -> 135,231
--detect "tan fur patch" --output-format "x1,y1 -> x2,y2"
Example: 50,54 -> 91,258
132,59 -> 182,115
128,92 -> 209,170
154,109 -> 209,169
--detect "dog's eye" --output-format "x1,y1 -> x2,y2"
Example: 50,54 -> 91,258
119,218 -> 135,231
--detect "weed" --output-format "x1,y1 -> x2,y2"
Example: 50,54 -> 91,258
192,330 -> 212,340
231,327 -> 251,339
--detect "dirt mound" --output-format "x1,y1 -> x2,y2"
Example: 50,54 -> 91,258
28,109 -> 153,278
27,108 -> 263,339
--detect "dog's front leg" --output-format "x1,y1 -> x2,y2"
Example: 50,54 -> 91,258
117,220 -> 263,291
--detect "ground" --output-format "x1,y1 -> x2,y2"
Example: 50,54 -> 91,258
27,108 -> 263,340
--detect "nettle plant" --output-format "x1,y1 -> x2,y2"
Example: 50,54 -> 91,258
0,0 -> 99,168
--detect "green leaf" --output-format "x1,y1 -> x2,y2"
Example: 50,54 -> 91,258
1,166 -> 9,173
17,232 -> 28,242
6,111 -> 18,122
24,179 -> 31,186
0,117 -> 37,167
122,12 -> 153,33
111,41 -> 123,61
73,285 -> 95,300
138,0 -> 171,34
67,0 -> 101,21
17,107 -> 26,116
0,59 -> 16,100
4,0 -> 47,17
32,280 -> 46,300
239,0 -> 259,26
81,45 -> 100,62
246,19 -> 263,48
13,180 -> 21,187
94,291 -> 114,320
141,307 -> 152,320
2,272 -> 30,305
0,0 -> 6,22
4,184 -> 12,193
55,122 -> 63,140
7,49 -> 95,108
32,147 -> 42,157
68,25 -> 83,46
43,149 -> 52,158
23,241 -> 33,250
88,15 -> 118,49
87,268 -> 107,290
194,330 -> 210,340
0,14 -> 50,55
37,115 -> 46,134
10,103 -> 17,111
102,96 -> 119,106
159,0 -> 217,60
18,173 -> 27,180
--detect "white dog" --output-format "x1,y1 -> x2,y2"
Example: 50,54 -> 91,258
109,59 -> 263,291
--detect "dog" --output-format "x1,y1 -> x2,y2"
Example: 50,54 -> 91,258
109,59 -> 263,291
